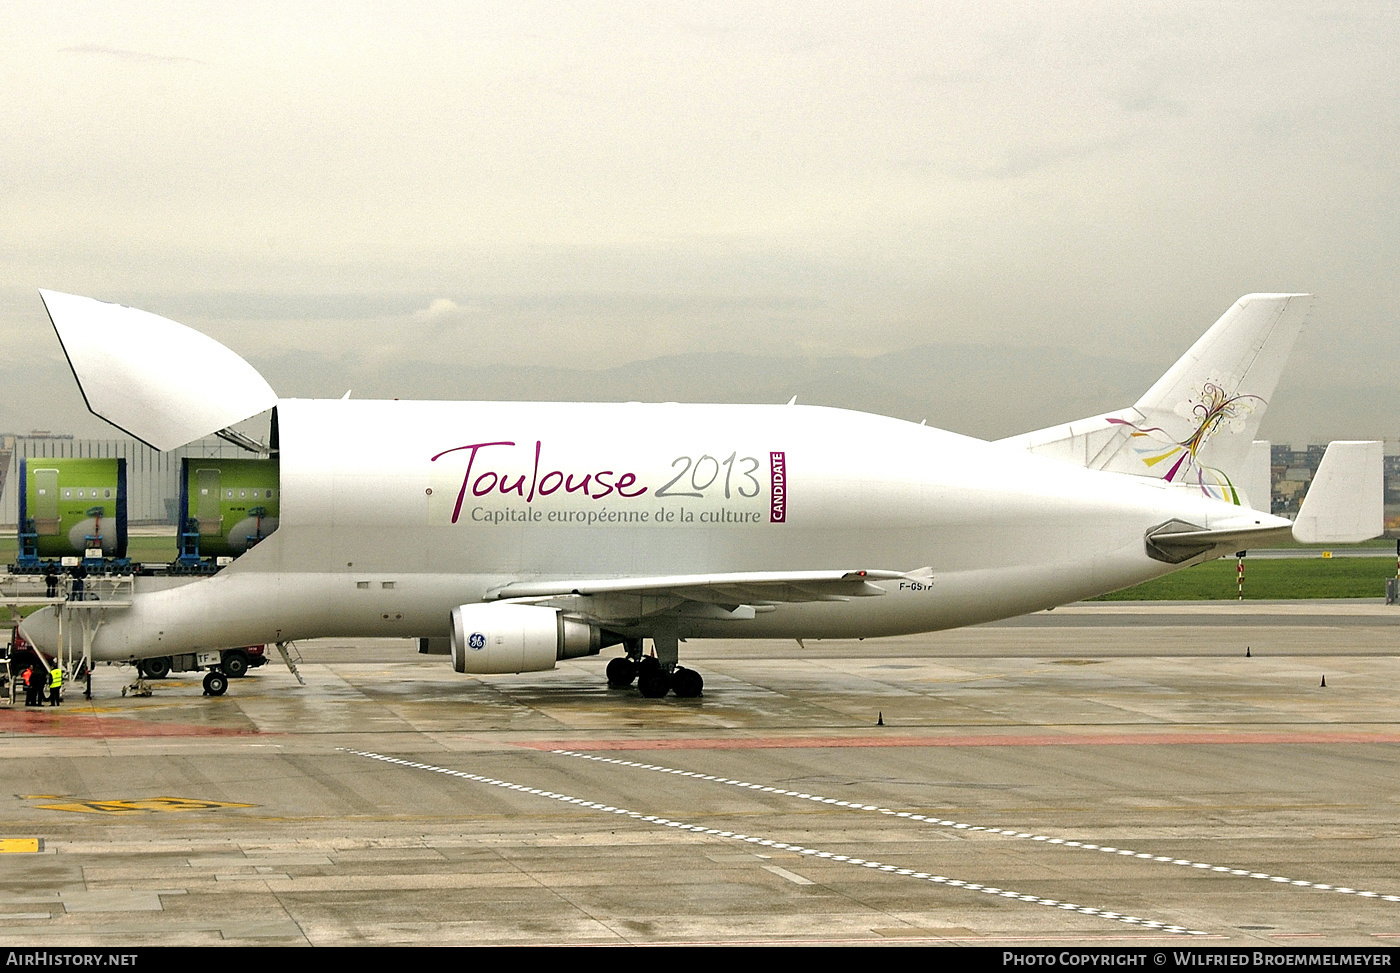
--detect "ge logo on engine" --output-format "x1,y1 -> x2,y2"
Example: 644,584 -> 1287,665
468,632 -> 486,650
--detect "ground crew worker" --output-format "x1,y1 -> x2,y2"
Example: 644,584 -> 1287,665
44,567 -> 59,598
49,666 -> 62,707
69,563 -> 87,601
22,666 -> 36,706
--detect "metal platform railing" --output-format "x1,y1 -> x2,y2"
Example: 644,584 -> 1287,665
0,574 -> 134,607
1,575 -> 135,705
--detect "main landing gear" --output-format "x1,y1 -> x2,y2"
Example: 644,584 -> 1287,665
605,636 -> 703,699
670,665 -> 703,698
606,656 -> 638,689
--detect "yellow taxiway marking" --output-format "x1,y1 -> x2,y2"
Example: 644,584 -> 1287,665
35,797 -> 256,815
0,838 -> 42,853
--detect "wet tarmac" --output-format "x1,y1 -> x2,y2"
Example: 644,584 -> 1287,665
1,600 -> 1398,946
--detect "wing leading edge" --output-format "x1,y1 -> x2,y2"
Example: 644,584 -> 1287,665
486,569 -> 920,625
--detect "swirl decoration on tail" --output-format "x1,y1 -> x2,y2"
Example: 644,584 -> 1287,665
1107,381 -> 1264,504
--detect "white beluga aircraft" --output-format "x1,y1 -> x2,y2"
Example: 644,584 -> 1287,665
19,291 -> 1383,698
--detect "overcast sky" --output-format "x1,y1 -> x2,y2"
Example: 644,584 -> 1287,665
1,2 -> 1395,444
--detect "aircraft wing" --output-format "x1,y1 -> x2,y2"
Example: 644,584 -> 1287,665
486,569 -> 915,623
489,569 -> 908,601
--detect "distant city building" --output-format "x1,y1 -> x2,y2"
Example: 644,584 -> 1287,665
1270,444 -> 1332,516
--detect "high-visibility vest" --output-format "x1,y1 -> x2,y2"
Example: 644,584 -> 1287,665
50,668 -> 62,689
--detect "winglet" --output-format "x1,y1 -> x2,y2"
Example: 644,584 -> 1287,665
39,290 -> 277,451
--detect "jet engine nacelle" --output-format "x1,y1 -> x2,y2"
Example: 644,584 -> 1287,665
450,603 -> 602,674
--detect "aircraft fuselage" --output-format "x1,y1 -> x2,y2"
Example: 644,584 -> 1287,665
25,398 -> 1279,662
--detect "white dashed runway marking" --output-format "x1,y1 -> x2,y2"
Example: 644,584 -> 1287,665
550,749 -> 1400,905
345,748 -> 1205,936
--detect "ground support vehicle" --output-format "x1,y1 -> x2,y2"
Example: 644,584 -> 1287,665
134,645 -> 268,696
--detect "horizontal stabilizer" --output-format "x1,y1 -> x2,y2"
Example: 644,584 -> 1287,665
1292,441 -> 1383,544
39,290 -> 277,451
1145,517 -> 1294,564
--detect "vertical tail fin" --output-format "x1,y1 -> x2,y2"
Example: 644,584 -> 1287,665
998,293 -> 1313,507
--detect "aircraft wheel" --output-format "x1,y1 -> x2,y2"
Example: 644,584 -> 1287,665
637,666 -> 672,699
606,656 -> 637,688
222,650 -> 249,679
140,657 -> 171,680
202,671 -> 228,697
671,667 -> 703,698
